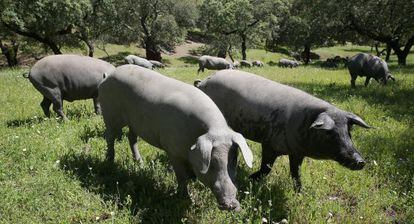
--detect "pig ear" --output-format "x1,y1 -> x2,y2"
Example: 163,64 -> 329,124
189,134 -> 213,174
310,112 -> 335,130
347,113 -> 371,129
232,133 -> 253,168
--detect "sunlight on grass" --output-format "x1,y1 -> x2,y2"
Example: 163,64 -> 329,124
0,45 -> 413,223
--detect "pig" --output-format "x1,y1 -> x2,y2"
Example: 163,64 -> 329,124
278,58 -> 300,68
27,54 -> 115,120
233,60 -> 240,69
124,55 -> 154,69
348,53 -> 395,88
149,60 -> 165,68
198,55 -> 234,73
196,70 -> 370,192
240,60 -> 252,68
252,60 -> 264,67
98,65 -> 253,211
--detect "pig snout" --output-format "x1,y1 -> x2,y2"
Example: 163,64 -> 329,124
337,150 -> 366,170
213,181 -> 240,211
350,152 -> 366,170
218,198 -> 240,211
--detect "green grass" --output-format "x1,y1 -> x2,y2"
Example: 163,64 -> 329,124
0,45 -> 413,223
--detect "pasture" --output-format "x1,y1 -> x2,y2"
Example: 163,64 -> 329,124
0,46 -> 413,223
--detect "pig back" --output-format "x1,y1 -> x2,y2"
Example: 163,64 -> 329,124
99,65 -> 228,151
198,70 -> 331,143
30,55 -> 114,101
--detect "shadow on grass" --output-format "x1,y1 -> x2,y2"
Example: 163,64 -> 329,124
79,122 -> 105,143
283,81 -> 414,192
342,48 -> 373,54
60,154 -> 191,223
361,125 -> 414,192
178,56 -> 199,65
6,106 -> 97,128
285,81 -> 414,122
308,61 -> 347,70
236,167 -> 289,221
388,64 -> 414,74
6,116 -> 47,128
100,51 -> 135,67
267,61 -> 279,66
65,104 -> 96,121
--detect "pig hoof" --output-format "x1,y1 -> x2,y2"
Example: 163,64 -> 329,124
218,200 -> 241,211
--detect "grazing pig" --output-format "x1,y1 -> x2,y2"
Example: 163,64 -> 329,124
27,54 -> 115,120
240,60 -> 252,68
196,70 -> 370,191
149,60 -> 165,68
348,53 -> 395,88
278,58 -> 300,68
98,65 -> 253,211
252,60 -> 264,67
198,55 -> 234,73
124,55 -> 154,69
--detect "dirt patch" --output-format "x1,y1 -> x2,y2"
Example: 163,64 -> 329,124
173,40 -> 204,57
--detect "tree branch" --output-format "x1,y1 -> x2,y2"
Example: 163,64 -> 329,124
224,19 -> 260,35
348,14 -> 390,43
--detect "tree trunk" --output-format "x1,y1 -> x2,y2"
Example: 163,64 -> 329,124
385,43 -> 391,62
303,44 -> 311,65
0,40 -> 19,67
396,52 -> 408,65
217,48 -> 227,58
228,51 -> 234,62
375,43 -> 381,56
45,39 -> 62,54
241,33 -> 247,60
85,40 -> 95,57
146,48 -> 162,61
144,38 -> 162,61
388,37 -> 413,66
227,44 -> 234,62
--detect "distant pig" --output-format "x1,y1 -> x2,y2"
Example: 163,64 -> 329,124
198,55 -> 234,73
196,70 -> 370,191
99,65 -> 253,211
278,58 -> 300,68
252,60 -> 264,67
125,55 -> 154,69
240,60 -> 252,68
27,55 -> 115,120
149,60 -> 165,68
348,53 -> 395,88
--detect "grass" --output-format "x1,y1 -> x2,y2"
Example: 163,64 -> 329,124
0,45 -> 413,223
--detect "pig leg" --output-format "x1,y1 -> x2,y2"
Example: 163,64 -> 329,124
289,155 -> 304,192
51,97 -> 67,120
250,143 -> 279,180
40,97 -> 52,117
170,158 -> 193,198
93,98 -> 102,115
350,74 -> 357,88
127,129 -> 143,164
364,77 -> 371,87
104,127 -> 122,162
197,67 -> 203,74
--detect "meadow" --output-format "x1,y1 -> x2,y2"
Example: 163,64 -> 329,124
0,45 -> 413,223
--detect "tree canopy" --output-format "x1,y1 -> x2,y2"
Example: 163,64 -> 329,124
1,0 -> 413,65
1,0 -> 90,54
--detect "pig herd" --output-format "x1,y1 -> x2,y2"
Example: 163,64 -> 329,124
24,53 -> 379,211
